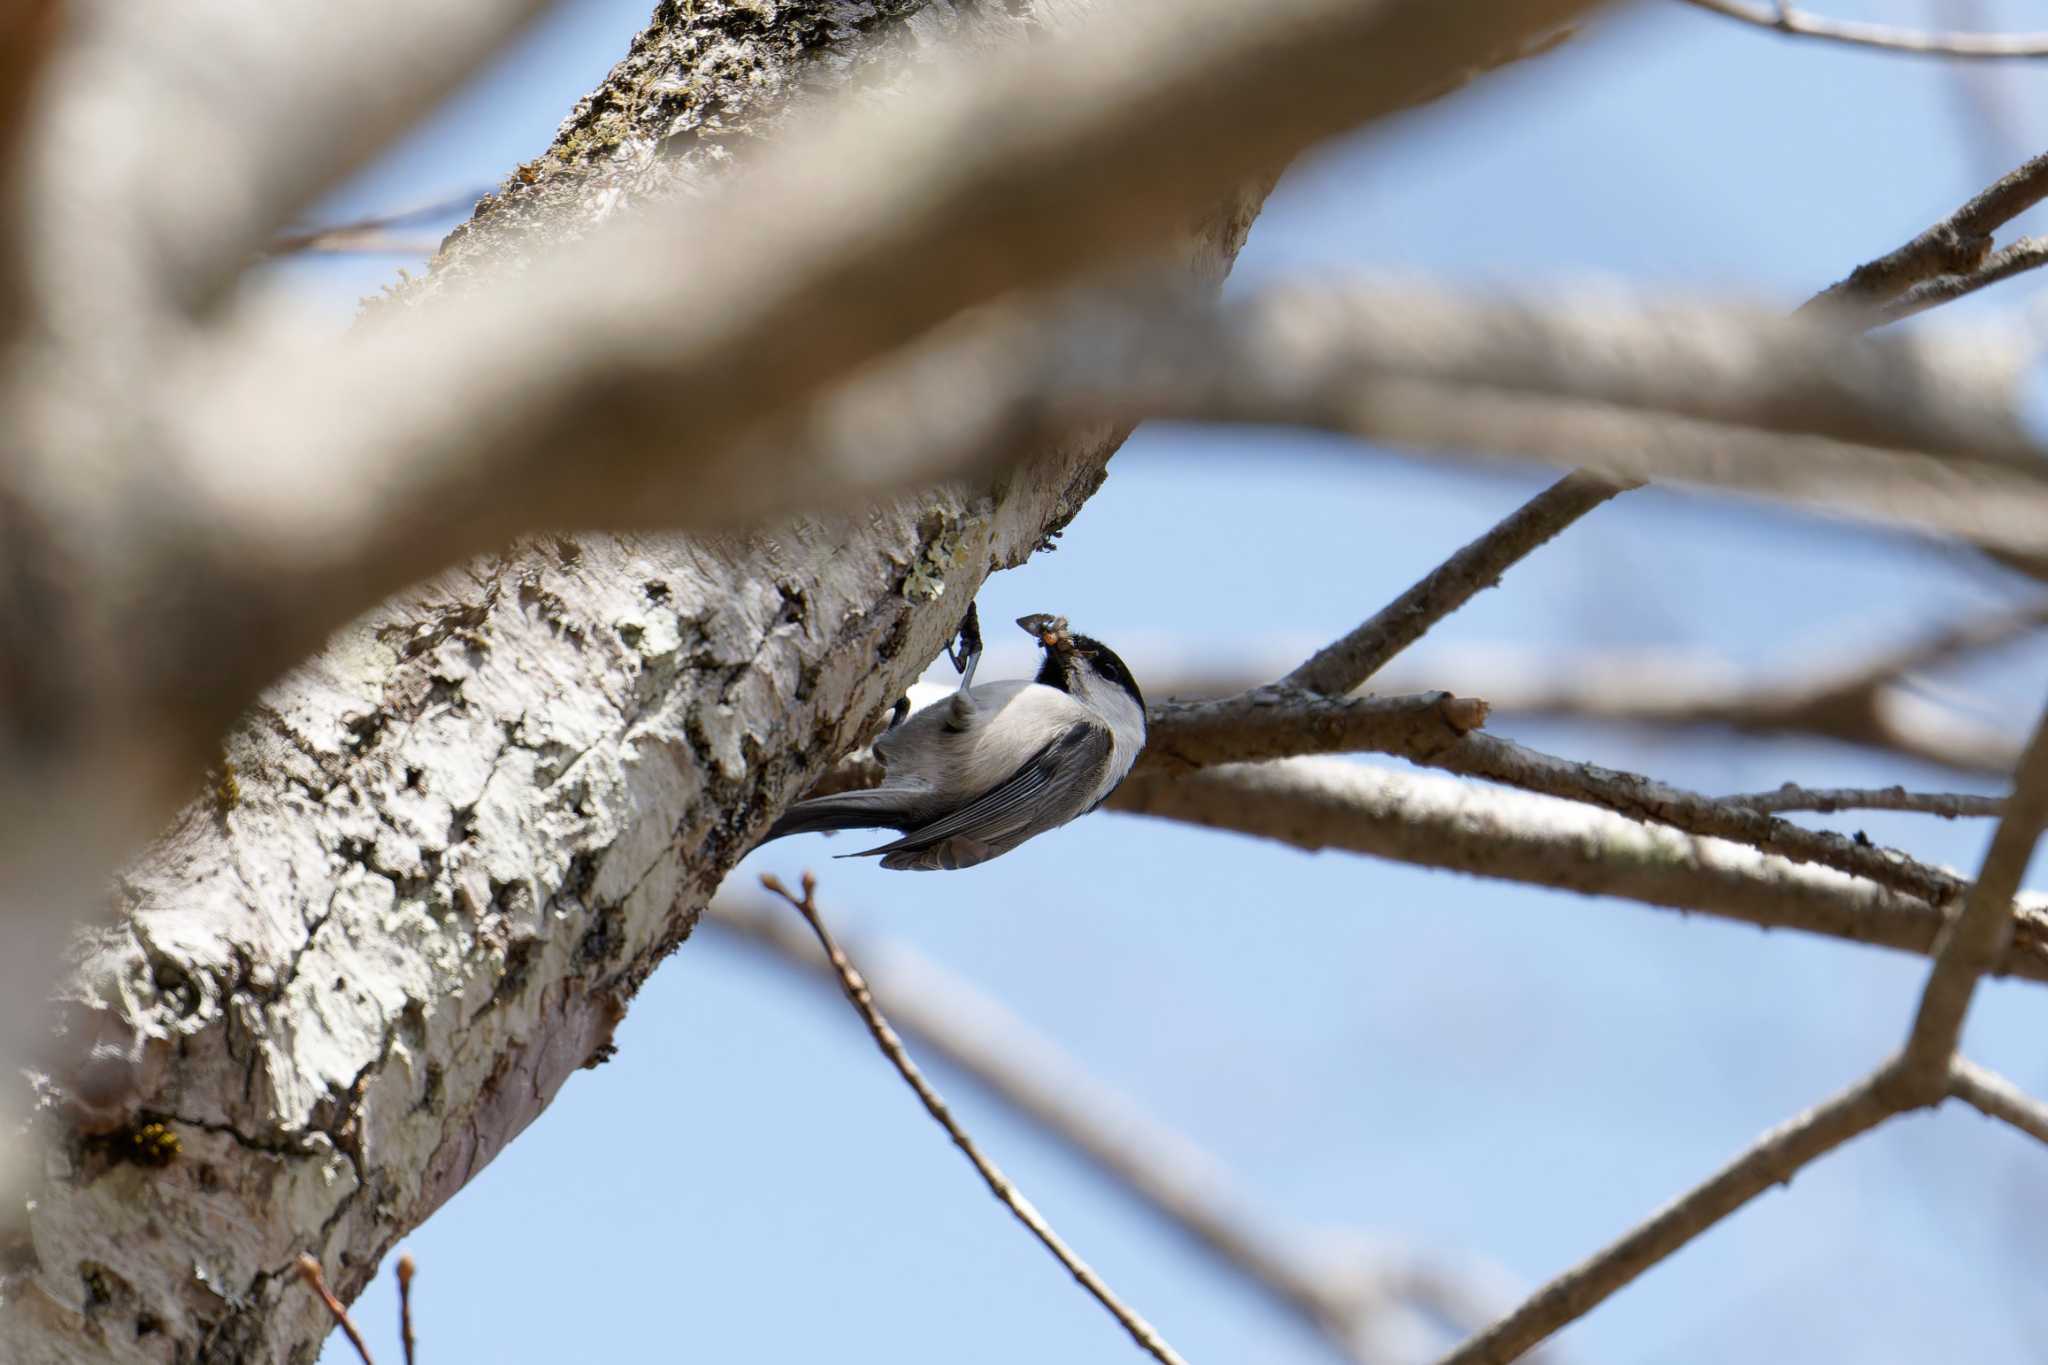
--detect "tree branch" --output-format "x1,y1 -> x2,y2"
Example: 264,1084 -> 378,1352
1279,140 -> 2048,711
1431,1069 -> 1898,1365
1677,0 -> 2048,60
1880,236 -> 2048,324
0,1 -> 1291,1357
1382,607 -> 2047,775
1802,147 -> 2048,317
1282,472 -> 1631,695
1892,699 -> 2048,1098
1428,703 -> 2048,1363
1720,785 -> 2006,818
760,874 -> 1188,1365
710,896 -> 1542,1365
1106,758 -> 2048,982
1948,1056 -> 2048,1147
1141,687 -> 1966,905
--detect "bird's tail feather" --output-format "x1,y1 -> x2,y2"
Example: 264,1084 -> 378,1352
760,791 -> 907,843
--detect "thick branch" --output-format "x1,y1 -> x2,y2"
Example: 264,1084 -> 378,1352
0,2 -> 1283,1360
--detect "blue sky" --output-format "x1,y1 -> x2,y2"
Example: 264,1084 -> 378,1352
306,4 -> 2048,1363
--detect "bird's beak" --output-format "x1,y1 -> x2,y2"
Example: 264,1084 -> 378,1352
1016,613 -> 1071,650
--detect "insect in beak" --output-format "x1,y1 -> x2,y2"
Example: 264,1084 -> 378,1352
1016,613 -> 1072,652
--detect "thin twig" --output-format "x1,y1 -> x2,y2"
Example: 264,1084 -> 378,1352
1949,1056 -> 2048,1146
269,187 -> 490,256
1281,473 -> 1631,695
1416,605 -> 2047,774
296,1255 -> 376,1365
1432,1071 -> 1898,1365
1280,146 -> 2048,701
1893,699 -> 2048,1097
1803,148 -> 2048,316
1720,784 -> 2006,818
1428,696 -> 2048,1363
758,873 -> 1190,1365
395,1254 -> 417,1365
712,896 -> 1541,1365
1879,236 -> 2048,323
1679,0 -> 2048,58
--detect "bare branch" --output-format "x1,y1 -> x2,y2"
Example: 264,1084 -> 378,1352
1893,700 -> 2048,1098
1802,147 -> 2048,316
1432,1070 -> 1897,1365
1282,473 -> 1631,695
1138,689 -> 1492,772
1392,607 -> 2047,775
395,1255 -> 417,1365
1276,140 -> 2048,706
1678,0 -> 2048,59
777,280 -> 2048,580
711,896 -> 1537,1365
1880,235 -> 2048,324
1107,758 -> 2048,981
1417,730 -> 1962,905
1721,784 -> 2006,818
296,1255 -> 376,1365
1133,619 -> 2037,776
1949,1057 -> 2048,1146
759,874 -> 1188,1365
1143,687 -> 1964,904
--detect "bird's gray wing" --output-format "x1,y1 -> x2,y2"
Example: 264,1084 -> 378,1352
849,721 -> 1111,870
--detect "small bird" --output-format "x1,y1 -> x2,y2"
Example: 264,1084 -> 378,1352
761,607 -> 1147,871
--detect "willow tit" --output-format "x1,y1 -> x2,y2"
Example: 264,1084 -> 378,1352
762,608 -> 1147,871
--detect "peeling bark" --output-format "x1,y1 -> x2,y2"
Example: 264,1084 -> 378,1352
0,1 -> 1267,1359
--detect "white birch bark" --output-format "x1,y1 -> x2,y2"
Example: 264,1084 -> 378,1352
0,2 -> 1267,1358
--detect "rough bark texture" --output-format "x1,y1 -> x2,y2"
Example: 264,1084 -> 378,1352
0,2 -> 1268,1360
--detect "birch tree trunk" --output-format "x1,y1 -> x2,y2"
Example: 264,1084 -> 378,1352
0,4 -> 1266,1360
